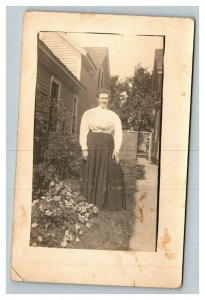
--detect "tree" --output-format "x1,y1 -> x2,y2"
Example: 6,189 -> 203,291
110,65 -> 156,132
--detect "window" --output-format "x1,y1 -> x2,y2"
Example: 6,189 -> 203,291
48,77 -> 61,132
98,68 -> 104,89
71,96 -> 78,136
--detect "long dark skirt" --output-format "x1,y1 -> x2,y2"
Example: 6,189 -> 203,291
80,131 -> 126,210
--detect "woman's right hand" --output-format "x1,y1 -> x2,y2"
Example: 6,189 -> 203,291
82,150 -> 88,161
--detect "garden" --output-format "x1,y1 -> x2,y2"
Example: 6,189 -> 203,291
30,152 -> 146,250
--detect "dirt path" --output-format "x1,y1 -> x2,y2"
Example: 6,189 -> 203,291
129,157 -> 159,251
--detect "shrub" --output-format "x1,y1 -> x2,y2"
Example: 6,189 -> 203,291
30,179 -> 99,248
45,132 -> 82,179
32,133 -> 82,199
120,159 -> 146,180
32,164 -> 57,199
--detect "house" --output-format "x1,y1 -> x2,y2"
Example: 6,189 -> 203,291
151,49 -> 164,164
33,32 -> 110,164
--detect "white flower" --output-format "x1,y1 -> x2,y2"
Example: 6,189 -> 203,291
81,207 -> 87,213
31,223 -> 38,228
41,196 -> 45,200
50,182 -> 55,186
79,230 -> 83,235
85,213 -> 90,218
93,207 -> 98,214
86,222 -> 91,229
61,241 -> 67,247
39,204 -> 46,211
70,199 -> 74,205
32,242 -> 37,247
46,198 -> 52,202
33,200 -> 39,204
64,232 -> 74,241
54,196 -> 59,201
75,237 -> 80,242
68,234 -> 74,241
75,223 -> 81,231
45,210 -> 52,216
60,181 -> 63,186
38,236 -> 43,242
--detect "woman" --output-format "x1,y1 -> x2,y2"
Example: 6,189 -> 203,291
79,89 -> 126,210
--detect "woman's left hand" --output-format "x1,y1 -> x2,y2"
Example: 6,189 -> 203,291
112,151 -> 120,164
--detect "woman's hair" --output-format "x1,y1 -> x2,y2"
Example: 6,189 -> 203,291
96,89 -> 111,98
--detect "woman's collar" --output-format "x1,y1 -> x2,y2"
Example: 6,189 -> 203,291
97,105 -> 108,110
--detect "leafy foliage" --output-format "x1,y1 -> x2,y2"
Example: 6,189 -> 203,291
109,65 -> 156,132
32,134 -> 81,200
121,159 -> 146,180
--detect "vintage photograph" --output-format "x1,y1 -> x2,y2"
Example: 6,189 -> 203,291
10,12 -> 194,287
30,31 -> 164,251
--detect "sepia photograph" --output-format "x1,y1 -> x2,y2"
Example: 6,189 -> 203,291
30,31 -> 164,251
10,12 -> 194,288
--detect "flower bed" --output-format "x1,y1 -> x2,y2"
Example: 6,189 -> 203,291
30,178 -> 99,248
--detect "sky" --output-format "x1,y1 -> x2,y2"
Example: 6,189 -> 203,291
67,33 -> 164,80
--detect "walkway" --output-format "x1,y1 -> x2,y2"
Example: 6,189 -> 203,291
129,157 -> 159,252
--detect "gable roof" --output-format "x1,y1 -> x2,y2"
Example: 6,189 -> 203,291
39,32 -> 97,80
38,39 -> 86,92
84,47 -> 108,68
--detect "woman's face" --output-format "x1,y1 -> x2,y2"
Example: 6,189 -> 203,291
97,93 -> 109,108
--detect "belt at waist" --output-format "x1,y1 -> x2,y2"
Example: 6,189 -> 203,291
90,129 -> 112,134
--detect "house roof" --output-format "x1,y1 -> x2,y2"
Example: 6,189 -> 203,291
38,39 -> 86,92
39,32 -> 97,80
84,47 -> 108,68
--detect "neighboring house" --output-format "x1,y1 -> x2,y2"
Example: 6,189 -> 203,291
34,32 -> 110,164
151,49 -> 163,164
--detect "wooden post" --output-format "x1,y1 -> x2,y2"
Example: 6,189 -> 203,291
148,132 -> 153,161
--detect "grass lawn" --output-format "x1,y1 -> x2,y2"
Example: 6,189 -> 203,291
66,176 -> 136,250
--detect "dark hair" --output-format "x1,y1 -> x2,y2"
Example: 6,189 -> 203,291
96,89 -> 111,98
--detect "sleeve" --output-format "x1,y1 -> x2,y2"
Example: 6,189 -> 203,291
114,114 -> 123,153
79,112 -> 89,151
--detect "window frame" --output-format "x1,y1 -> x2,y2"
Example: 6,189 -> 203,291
48,75 -> 61,132
70,94 -> 79,137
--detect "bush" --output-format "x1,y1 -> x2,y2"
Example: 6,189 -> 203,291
45,132 -> 82,179
121,159 -> 146,180
32,133 -> 82,199
30,179 -> 99,248
32,164 -> 57,199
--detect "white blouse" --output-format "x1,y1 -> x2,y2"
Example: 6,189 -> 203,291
79,106 -> 123,153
